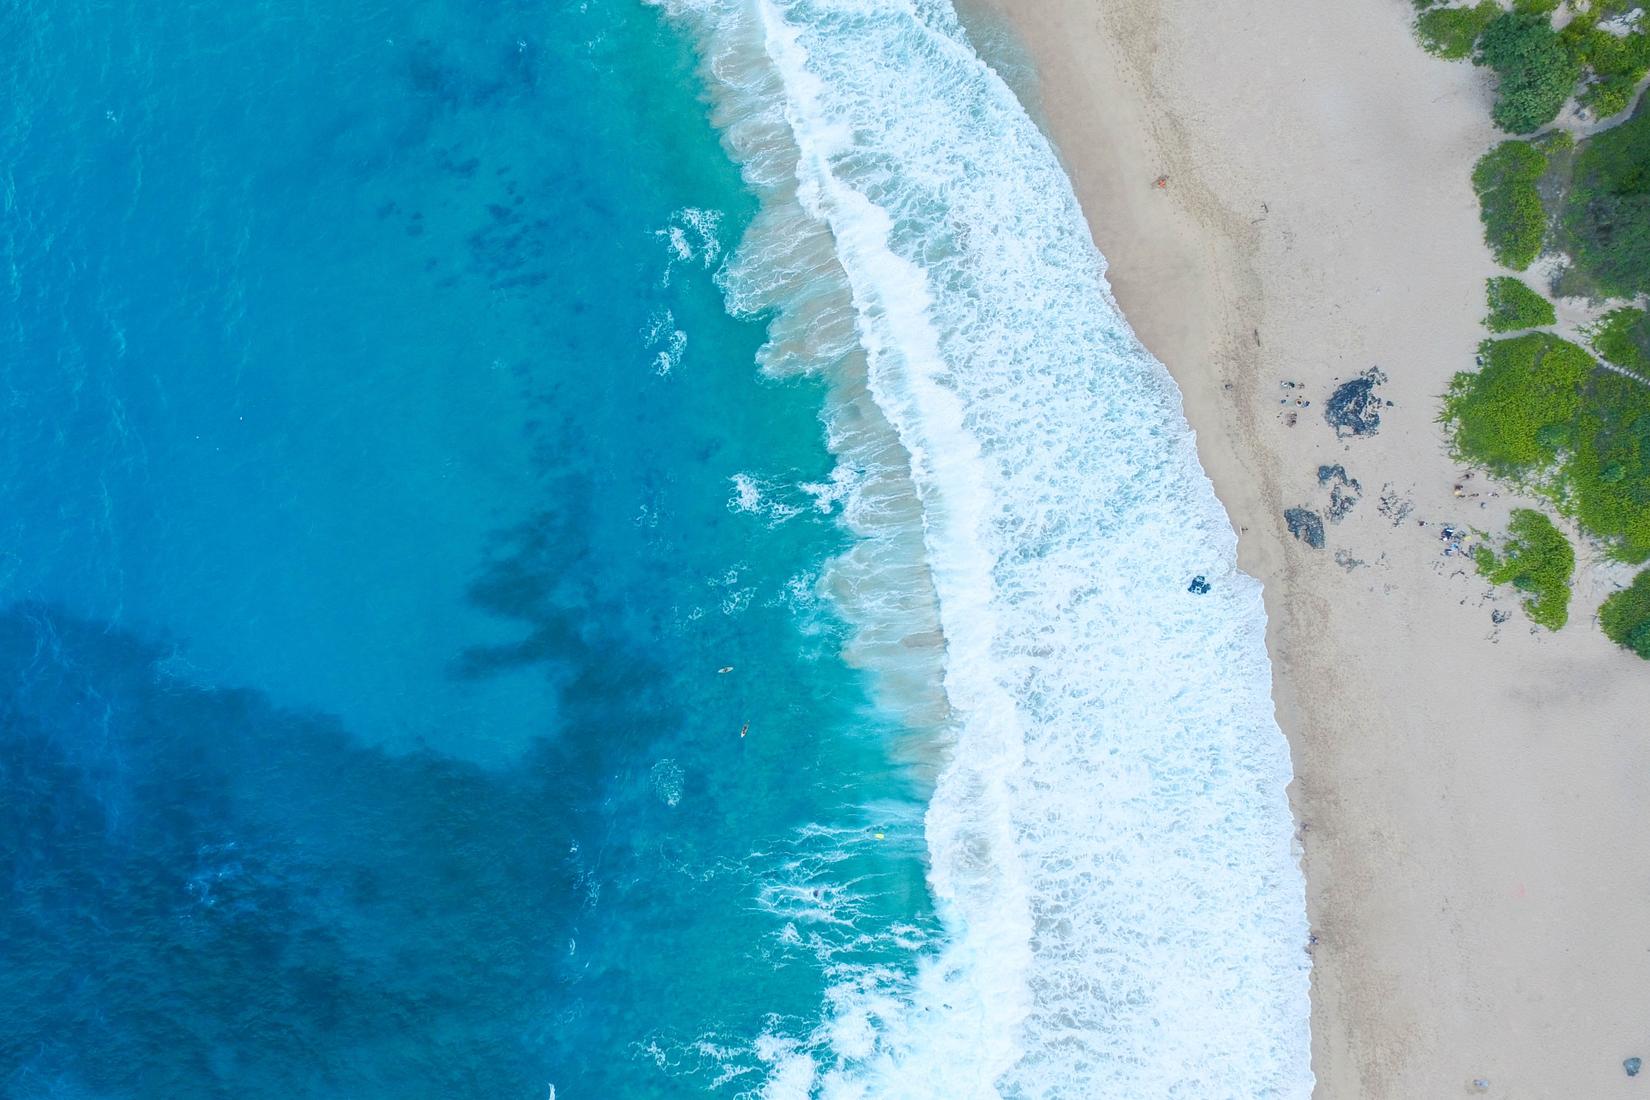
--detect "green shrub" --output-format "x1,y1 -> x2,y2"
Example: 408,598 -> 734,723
1590,307 -> 1650,373
1478,11 -> 1584,133
1447,333 -> 1650,561
1513,0 -> 1561,13
1600,568 -> 1650,658
1566,24 -> 1650,119
1474,508 -> 1575,629
1445,333 -> 1591,473
1567,370 -> 1650,561
1571,24 -> 1650,80
1484,276 -> 1558,331
1561,100 -> 1650,297
1418,1 -> 1501,59
1581,75 -> 1641,119
1473,140 -> 1548,268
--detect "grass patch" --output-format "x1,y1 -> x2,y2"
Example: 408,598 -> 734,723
1484,276 -> 1557,331
1600,568 -> 1650,658
1446,332 -> 1650,561
1473,140 -> 1548,268
1478,10 -> 1583,133
1560,97 -> 1650,298
1417,1 -> 1500,59
1474,508 -> 1575,629
1590,307 -> 1650,374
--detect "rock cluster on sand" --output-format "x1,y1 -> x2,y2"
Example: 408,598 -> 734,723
1324,367 -> 1390,438
1284,507 -> 1326,549
1317,464 -> 1363,523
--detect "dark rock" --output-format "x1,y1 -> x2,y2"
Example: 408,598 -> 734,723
1328,483 -> 1360,522
1285,507 -> 1326,549
1317,465 -> 1363,523
1324,368 -> 1389,438
1491,609 -> 1510,624
1188,575 -> 1211,595
1626,1057 -> 1642,1077
1377,483 -> 1413,526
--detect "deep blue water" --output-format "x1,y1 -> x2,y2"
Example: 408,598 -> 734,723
0,0 -> 933,1095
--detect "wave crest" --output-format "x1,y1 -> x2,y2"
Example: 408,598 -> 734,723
659,0 -> 1314,1096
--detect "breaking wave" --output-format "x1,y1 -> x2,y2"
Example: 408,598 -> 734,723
657,0 -> 1314,1095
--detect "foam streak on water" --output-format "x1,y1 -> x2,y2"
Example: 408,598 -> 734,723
662,0 -> 1314,1095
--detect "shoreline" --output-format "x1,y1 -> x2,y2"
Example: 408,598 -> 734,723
977,0 -> 1650,1094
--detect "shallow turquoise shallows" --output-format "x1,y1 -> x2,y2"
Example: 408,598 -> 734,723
0,0 -> 934,1095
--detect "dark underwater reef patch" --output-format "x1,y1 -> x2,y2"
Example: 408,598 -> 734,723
0,606 -> 619,1099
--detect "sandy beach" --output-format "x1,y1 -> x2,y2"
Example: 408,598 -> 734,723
971,0 -> 1650,1094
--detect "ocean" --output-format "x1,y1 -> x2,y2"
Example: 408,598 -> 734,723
0,0 -> 1310,1096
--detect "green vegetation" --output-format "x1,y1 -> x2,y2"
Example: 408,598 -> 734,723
1408,4 -> 1650,644
1417,1 -> 1500,59
1600,568 -> 1650,658
1567,369 -> 1650,560
1590,307 -> 1650,374
1478,10 -> 1583,133
1473,140 -> 1548,268
1445,332 -> 1590,473
1474,508 -> 1576,629
1446,333 -> 1650,561
1560,99 -> 1650,298
1562,14 -> 1650,119
1484,276 -> 1557,331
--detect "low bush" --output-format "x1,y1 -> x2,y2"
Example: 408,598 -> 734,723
1561,99 -> 1650,298
1474,508 -> 1575,629
1563,18 -> 1650,119
1590,307 -> 1650,374
1478,11 -> 1583,133
1417,1 -> 1501,60
1567,370 -> 1650,561
1581,75 -> 1641,120
1484,276 -> 1557,331
1447,333 -> 1650,561
1445,333 -> 1591,473
1600,568 -> 1650,658
1473,140 -> 1548,268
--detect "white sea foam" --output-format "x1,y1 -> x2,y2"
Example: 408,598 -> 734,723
657,205 -> 726,286
728,471 -> 807,525
659,0 -> 1313,1095
643,307 -> 689,375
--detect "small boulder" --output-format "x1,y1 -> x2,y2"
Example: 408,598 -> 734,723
1626,1056 -> 1642,1077
1188,575 -> 1211,595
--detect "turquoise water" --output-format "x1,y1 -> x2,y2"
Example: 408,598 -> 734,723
3,0 -> 1317,1093
0,0 -> 936,1095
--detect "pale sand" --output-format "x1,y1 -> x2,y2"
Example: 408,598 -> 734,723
969,0 -> 1650,1094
